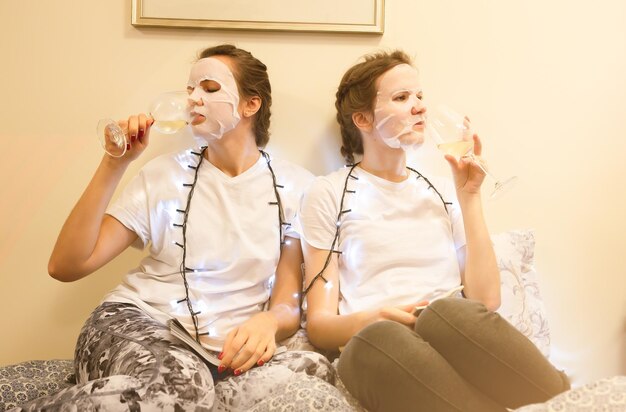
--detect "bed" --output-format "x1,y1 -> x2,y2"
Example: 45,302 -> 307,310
2,230 -> 624,411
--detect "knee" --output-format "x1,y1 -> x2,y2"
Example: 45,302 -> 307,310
418,298 -> 491,333
415,297 -> 514,356
343,320 -> 409,361
356,319 -> 407,344
159,352 -> 215,403
427,297 -> 487,319
338,321 -> 433,412
338,320 -> 413,380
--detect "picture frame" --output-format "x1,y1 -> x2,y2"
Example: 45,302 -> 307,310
131,0 -> 384,34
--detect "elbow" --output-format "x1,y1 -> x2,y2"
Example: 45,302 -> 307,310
271,303 -> 301,342
483,294 -> 501,312
465,286 -> 501,312
47,260 -> 68,282
305,322 -> 323,349
281,310 -> 301,339
484,300 -> 501,312
305,317 -> 333,351
47,258 -> 81,282
48,258 -> 61,280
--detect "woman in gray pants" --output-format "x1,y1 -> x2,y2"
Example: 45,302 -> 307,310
298,49 -> 569,411
19,44 -> 334,412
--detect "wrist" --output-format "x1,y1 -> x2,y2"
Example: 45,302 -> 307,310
456,190 -> 483,206
261,310 -> 280,334
101,154 -> 131,172
357,309 -> 378,332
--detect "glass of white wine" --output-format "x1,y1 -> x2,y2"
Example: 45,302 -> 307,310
427,104 -> 518,198
97,91 -> 191,157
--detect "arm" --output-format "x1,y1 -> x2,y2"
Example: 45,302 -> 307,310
48,115 -> 153,281
220,235 -> 303,374
302,241 -> 418,351
446,134 -> 500,310
268,236 -> 305,341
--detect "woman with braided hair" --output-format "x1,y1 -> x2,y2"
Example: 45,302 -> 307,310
298,50 -> 569,411
21,44 -> 339,411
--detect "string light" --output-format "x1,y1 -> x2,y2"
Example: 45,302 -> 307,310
406,166 -> 452,214
267,274 -> 276,289
172,147 -> 286,343
302,163 -> 451,299
302,164 -> 358,298
261,150 -> 288,249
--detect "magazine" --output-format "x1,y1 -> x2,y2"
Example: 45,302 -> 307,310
169,318 -> 222,366
169,318 -> 287,366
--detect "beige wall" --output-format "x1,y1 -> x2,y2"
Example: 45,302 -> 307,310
1,1 -> 624,385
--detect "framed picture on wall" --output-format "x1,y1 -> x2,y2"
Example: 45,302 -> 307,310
131,0 -> 384,34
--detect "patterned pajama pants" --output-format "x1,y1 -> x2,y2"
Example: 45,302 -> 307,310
14,302 -> 341,411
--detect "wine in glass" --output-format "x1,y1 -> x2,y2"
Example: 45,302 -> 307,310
97,91 -> 191,157
427,104 -> 518,198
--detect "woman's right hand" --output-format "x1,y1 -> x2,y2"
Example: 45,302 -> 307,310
106,114 -> 154,163
365,300 -> 429,329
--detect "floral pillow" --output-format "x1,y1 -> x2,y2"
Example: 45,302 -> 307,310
493,229 -> 551,357
0,359 -> 74,412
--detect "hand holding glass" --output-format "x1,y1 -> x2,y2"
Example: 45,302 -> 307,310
97,91 -> 191,157
427,105 -> 517,198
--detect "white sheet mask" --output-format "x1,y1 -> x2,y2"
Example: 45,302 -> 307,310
373,64 -> 425,150
187,57 -> 241,140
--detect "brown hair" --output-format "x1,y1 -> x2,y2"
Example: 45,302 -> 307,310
198,44 -> 272,147
335,50 -> 413,163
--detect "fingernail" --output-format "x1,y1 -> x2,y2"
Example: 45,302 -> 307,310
218,352 -> 224,360
218,365 -> 226,373
130,134 -> 136,142
138,129 -> 144,139
126,144 -> 130,150
257,360 -> 264,366
234,369 -> 242,376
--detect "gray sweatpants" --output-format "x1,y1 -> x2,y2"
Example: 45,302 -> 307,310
337,298 -> 570,412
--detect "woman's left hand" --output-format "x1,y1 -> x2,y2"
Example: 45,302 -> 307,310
445,134 -> 487,195
219,312 -> 278,376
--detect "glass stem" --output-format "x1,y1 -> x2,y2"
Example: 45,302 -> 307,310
466,153 -> 500,183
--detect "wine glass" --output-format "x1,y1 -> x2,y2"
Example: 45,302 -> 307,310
96,91 -> 191,157
426,104 -> 518,198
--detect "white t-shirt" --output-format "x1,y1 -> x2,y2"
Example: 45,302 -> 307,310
298,166 -> 466,315
103,149 -> 314,351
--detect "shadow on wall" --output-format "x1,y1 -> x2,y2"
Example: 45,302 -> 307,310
305,119 -> 345,176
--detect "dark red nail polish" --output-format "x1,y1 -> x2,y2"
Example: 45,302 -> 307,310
126,144 -> 130,150
218,352 -> 224,360
257,360 -> 264,366
218,365 -> 226,373
234,369 -> 242,376
138,130 -> 144,138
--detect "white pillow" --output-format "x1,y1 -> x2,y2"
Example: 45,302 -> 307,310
493,229 -> 551,357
